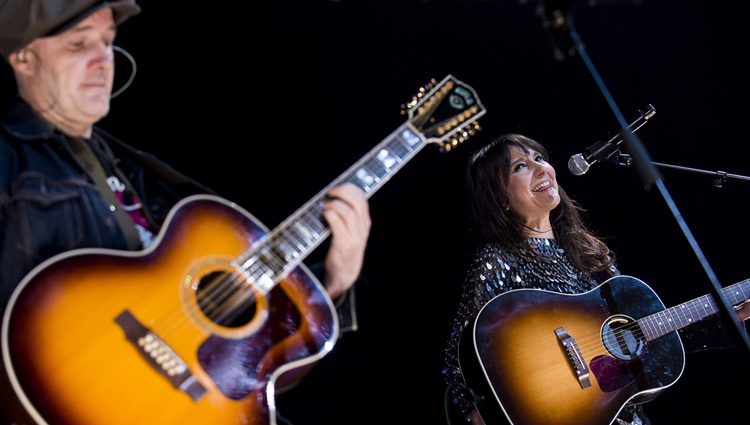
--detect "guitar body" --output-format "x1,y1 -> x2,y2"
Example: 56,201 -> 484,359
1,195 -> 338,425
462,276 -> 686,425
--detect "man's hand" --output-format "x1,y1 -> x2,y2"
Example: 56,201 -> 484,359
322,183 -> 371,299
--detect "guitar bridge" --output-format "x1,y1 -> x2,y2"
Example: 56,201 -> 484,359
115,310 -> 207,401
554,326 -> 591,389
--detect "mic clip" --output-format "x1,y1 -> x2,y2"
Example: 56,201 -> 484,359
606,151 -> 632,167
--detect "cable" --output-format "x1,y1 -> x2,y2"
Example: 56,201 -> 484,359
111,45 -> 137,99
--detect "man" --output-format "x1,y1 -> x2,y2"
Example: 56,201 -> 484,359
0,1 -> 370,423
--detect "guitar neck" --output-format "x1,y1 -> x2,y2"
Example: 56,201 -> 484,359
638,279 -> 750,340
238,123 -> 428,287
222,74 -> 485,292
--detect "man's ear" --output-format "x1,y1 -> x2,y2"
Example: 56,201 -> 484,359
9,47 -> 35,76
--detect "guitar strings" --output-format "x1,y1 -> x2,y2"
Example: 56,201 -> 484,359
151,203 -> 329,342
567,299 -> 713,356
205,207 -> 329,327
507,279 -> 750,360
506,279 -> 750,370
182,158 -> 362,332
499,299 -> 714,361
563,280 -> 750,354
152,234 -> 288,340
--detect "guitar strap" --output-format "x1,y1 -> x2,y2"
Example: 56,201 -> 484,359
67,136 -> 142,250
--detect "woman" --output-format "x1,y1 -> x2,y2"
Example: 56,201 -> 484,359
443,133 -> 647,425
443,133 -> 750,425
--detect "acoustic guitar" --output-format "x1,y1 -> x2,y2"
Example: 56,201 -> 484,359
460,275 -> 749,425
1,75 -> 485,425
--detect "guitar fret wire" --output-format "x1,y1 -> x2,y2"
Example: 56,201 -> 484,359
365,158 -> 387,180
276,235 -> 300,260
741,280 -> 750,301
368,155 -> 390,174
294,219 -> 319,245
281,225 -> 306,249
282,214 -> 321,250
387,138 -> 410,159
645,315 -> 655,338
700,295 -> 711,319
282,227 -> 309,254
302,214 -> 325,237
665,307 -> 678,333
291,221 -> 315,245
653,313 -> 664,336
302,207 -> 325,226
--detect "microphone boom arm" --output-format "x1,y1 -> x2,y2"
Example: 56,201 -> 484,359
568,104 -> 656,175
593,103 -> 656,162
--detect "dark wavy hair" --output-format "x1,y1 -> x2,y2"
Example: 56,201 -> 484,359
466,133 -> 614,273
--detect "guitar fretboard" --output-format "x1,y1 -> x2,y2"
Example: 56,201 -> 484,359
236,123 -> 427,291
638,279 -> 750,341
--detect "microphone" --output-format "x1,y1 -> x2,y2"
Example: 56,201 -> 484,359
568,104 -> 656,176
567,137 -> 623,175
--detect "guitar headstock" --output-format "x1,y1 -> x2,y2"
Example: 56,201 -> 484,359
400,75 -> 486,152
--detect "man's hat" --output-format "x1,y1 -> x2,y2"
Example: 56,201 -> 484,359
0,0 -> 141,58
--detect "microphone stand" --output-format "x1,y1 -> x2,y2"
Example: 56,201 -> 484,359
612,156 -> 750,188
538,4 -> 750,353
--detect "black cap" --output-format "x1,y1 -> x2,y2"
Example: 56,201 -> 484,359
0,0 -> 141,58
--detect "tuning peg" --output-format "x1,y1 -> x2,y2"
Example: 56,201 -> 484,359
403,78 -> 440,114
400,95 -> 421,115
440,136 -> 459,152
440,122 -> 482,153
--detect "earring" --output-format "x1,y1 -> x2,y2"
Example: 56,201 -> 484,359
15,49 -> 27,63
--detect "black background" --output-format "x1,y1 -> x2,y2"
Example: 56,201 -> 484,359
4,0 -> 749,423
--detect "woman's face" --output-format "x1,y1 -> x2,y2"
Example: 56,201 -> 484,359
505,145 -> 561,224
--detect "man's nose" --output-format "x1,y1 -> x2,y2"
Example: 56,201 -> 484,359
91,43 -> 114,67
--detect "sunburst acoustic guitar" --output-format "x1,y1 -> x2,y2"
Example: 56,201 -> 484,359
459,275 -> 749,425
1,75 -> 485,425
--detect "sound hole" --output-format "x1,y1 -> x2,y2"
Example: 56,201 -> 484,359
195,271 -> 257,328
601,314 -> 645,360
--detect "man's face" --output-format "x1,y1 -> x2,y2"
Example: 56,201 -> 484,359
24,8 -> 117,126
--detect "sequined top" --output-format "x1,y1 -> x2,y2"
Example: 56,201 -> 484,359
443,238 -> 619,420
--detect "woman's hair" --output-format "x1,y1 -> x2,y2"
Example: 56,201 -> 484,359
466,133 -> 614,273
